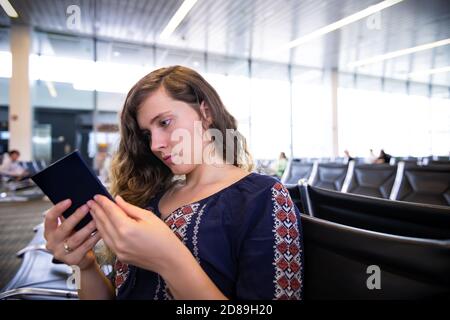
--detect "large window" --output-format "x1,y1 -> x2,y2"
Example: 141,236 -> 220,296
0,28 -> 10,104
430,97 -> 450,156
0,28 -> 10,154
249,62 -> 291,160
206,73 -> 251,148
338,87 -> 450,157
292,67 -> 333,158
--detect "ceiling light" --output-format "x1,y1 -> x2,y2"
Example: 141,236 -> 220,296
279,0 -> 404,51
160,0 -> 198,40
0,0 -> 18,18
348,38 -> 450,68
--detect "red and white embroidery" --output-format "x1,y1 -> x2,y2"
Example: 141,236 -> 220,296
271,182 -> 303,300
114,258 -> 130,294
153,203 -> 200,299
192,204 -> 207,263
164,203 -> 199,243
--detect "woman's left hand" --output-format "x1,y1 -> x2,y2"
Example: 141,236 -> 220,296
87,195 -> 182,274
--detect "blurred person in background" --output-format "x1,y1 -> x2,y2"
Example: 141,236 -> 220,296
94,143 -> 112,183
0,150 -> 29,180
344,149 -> 354,163
376,149 -> 392,164
275,152 -> 288,178
365,149 -> 378,164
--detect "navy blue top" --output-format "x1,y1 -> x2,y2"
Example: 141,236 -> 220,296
113,172 -> 304,300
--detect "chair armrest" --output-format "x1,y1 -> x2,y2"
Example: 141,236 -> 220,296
0,287 -> 78,300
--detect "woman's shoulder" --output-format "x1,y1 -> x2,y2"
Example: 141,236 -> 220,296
227,172 -> 287,202
225,172 -> 298,239
241,172 -> 283,189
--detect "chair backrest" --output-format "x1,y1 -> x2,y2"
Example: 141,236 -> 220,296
346,164 -> 396,199
285,184 -> 305,214
430,160 -> 450,165
310,163 -> 348,191
395,164 -> 450,206
354,157 -> 367,164
19,161 -> 37,175
281,159 -> 314,184
301,215 -> 450,299
301,184 -> 450,239
37,160 -> 48,171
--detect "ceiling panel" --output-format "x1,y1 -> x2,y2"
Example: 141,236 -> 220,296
0,0 -> 448,85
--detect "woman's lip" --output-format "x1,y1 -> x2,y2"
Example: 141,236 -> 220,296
163,155 -> 172,163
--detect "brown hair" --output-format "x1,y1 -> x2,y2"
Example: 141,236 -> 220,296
109,65 -> 253,207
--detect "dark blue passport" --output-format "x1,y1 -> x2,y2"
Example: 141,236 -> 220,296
31,150 -> 114,231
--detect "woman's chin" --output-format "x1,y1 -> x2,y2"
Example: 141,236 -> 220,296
168,163 -> 196,176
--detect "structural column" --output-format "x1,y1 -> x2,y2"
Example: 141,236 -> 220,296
9,23 -> 32,161
330,68 -> 339,158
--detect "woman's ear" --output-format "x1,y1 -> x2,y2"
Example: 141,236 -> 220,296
199,101 -> 213,128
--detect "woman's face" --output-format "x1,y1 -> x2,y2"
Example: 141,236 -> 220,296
136,87 -> 210,175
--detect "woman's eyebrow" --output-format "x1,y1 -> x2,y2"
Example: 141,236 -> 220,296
149,111 -> 171,125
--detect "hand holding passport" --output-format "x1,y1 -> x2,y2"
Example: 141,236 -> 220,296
31,150 -> 114,231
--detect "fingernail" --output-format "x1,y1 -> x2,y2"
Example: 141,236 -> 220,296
61,199 -> 71,205
93,195 -> 100,201
86,200 -> 93,207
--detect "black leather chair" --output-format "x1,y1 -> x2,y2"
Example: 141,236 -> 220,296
285,184 -> 305,214
281,159 -> 314,185
36,160 -> 48,172
300,184 -> 450,239
430,160 -> 450,165
346,164 -> 396,199
18,161 -> 37,175
394,164 -> 450,206
310,163 -> 348,191
301,215 -> 450,299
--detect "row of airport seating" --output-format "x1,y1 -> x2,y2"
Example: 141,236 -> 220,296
307,155 -> 449,165
18,160 -> 48,176
286,183 -> 450,299
281,159 -> 450,206
0,222 -> 78,300
0,160 -> 48,202
256,156 -> 450,167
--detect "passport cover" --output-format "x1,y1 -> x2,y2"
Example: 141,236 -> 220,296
31,150 -> 114,231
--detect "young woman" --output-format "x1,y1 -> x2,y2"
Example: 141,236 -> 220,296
44,66 -> 304,300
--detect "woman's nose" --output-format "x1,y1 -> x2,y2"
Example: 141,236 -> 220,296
150,134 -> 168,153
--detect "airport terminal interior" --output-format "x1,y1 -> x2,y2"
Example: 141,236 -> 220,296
0,0 -> 449,300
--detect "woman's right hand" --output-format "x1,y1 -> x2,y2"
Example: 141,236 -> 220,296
44,199 -> 102,270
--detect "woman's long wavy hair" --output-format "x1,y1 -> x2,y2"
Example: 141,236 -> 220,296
109,65 -> 254,208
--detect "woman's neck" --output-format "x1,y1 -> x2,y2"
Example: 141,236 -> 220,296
185,163 -> 233,188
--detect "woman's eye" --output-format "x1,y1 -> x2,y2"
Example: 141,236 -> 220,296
160,119 -> 172,127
